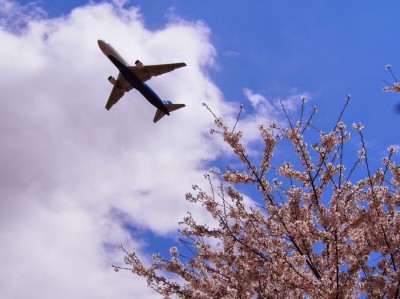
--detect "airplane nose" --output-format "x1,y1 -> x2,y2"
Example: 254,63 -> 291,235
98,39 -> 106,48
98,39 -> 109,55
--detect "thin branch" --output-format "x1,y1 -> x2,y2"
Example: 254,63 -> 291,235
232,104 -> 243,133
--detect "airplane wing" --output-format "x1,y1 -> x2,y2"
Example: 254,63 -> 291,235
105,73 -> 133,110
105,63 -> 186,110
129,62 -> 187,82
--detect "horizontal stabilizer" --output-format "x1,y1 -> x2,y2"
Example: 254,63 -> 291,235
153,103 -> 186,123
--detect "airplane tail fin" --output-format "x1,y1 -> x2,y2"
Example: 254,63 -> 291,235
153,102 -> 186,123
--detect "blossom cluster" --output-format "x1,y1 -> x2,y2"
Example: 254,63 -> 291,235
382,64 -> 400,92
117,102 -> 400,298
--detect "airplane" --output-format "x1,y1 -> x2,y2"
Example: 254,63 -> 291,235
98,39 -> 186,123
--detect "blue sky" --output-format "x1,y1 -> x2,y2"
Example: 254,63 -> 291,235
15,0 -> 400,138
137,1 -> 396,142
1,0 -> 400,298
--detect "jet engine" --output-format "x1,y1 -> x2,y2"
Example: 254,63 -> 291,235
135,60 -> 144,69
108,76 -> 117,85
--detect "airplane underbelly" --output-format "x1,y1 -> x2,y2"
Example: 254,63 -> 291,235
120,78 -> 132,92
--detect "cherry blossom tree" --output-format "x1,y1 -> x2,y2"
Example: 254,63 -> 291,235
382,63 -> 400,116
115,98 -> 400,298
383,64 -> 400,93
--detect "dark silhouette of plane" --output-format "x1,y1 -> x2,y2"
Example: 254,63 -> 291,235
98,40 -> 186,122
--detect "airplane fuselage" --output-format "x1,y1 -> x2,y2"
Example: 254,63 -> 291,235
98,40 -> 170,115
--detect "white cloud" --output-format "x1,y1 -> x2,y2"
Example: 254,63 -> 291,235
237,88 -> 310,147
0,0 -> 46,33
0,1 -> 231,298
243,88 -> 267,108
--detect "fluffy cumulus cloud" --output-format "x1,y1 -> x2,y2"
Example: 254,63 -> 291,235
237,88 -> 310,147
0,0 -> 307,297
0,1 -> 231,298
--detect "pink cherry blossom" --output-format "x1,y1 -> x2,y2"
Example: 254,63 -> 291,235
115,101 -> 399,298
